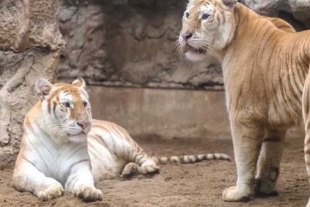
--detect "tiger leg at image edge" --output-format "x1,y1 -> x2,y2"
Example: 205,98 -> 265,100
255,128 -> 286,196
302,72 -> 310,207
13,156 -> 64,201
222,117 -> 264,201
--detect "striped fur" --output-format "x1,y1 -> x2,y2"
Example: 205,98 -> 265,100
179,0 -> 310,204
87,119 -> 160,181
152,153 -> 231,165
13,78 -> 102,202
88,120 -> 231,181
13,78 -> 231,201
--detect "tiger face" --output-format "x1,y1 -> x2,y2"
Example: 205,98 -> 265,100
35,77 -> 92,143
179,0 -> 237,61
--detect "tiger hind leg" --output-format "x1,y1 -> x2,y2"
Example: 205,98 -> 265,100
121,161 -> 159,178
302,73 -> 310,207
122,138 -> 159,177
121,162 -> 139,178
254,128 -> 286,197
138,159 -> 159,175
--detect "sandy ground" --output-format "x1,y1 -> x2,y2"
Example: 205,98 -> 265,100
0,136 -> 309,207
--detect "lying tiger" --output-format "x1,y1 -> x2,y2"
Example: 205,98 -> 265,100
12,78 -> 231,202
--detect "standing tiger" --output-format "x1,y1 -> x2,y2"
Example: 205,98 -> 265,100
12,78 -> 231,202
178,0 -> 310,205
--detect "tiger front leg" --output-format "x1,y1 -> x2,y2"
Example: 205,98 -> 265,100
13,158 -> 64,201
222,118 -> 264,202
65,163 -> 102,202
254,128 -> 286,196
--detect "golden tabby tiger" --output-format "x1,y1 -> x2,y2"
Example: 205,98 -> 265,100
179,0 -> 310,205
13,78 -> 231,202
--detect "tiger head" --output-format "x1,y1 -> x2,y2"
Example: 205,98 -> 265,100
179,0 -> 237,61
35,77 -> 92,143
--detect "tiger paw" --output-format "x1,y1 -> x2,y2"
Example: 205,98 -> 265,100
254,178 -> 278,197
36,181 -> 64,201
122,162 -> 139,178
139,160 -> 160,175
222,186 -> 251,202
73,185 -> 102,202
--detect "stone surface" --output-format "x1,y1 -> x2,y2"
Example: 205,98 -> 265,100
0,0 -> 63,165
87,86 -> 304,140
88,86 -> 232,140
0,0 -> 64,51
57,0 -> 310,89
241,0 -> 310,30
58,0 -> 223,90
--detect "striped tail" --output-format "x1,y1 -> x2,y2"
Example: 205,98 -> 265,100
152,153 -> 232,165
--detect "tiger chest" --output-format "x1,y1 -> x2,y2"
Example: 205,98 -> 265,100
30,142 -> 90,185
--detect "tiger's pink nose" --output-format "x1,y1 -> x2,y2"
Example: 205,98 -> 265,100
77,122 -> 88,129
182,32 -> 193,40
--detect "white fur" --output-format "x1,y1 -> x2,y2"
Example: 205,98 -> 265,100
185,51 -> 206,61
88,120 -> 159,182
12,79 -> 101,202
179,0 -> 236,61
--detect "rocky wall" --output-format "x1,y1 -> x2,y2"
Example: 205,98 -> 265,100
58,0 -> 223,90
241,0 -> 310,30
0,0 -> 64,165
58,0 -> 310,89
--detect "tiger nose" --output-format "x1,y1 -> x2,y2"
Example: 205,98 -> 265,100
77,122 -> 88,129
182,32 -> 193,40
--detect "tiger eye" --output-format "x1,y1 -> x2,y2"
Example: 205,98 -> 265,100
202,14 -> 210,20
63,102 -> 70,108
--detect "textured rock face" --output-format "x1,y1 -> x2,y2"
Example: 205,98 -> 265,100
58,0 -> 310,89
241,0 -> 310,30
58,0 -> 223,90
0,0 -> 64,165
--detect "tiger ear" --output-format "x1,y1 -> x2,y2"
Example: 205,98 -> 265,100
35,78 -> 54,96
222,0 -> 236,8
72,77 -> 86,89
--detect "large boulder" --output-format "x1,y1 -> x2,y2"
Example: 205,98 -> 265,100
241,0 -> 310,30
0,0 -> 64,166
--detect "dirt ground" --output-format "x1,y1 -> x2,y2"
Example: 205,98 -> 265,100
0,136 -> 309,207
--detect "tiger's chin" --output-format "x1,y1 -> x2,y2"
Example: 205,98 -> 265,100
183,45 -> 207,62
185,51 -> 207,62
68,132 -> 88,143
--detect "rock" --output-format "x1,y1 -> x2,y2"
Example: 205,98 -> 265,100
0,0 -> 63,165
58,0 -> 223,90
240,0 -> 288,16
289,0 -> 310,27
241,0 -> 310,30
59,6 -> 77,22
57,0 -> 310,90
